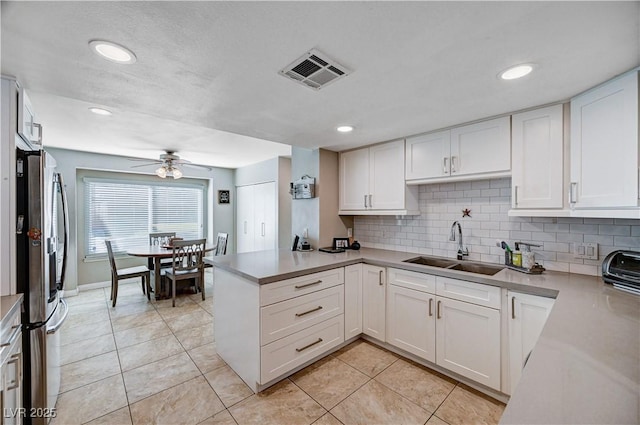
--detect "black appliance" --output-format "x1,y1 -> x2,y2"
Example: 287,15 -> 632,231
602,250 -> 640,295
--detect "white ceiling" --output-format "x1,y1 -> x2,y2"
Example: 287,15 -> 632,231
1,1 -> 639,169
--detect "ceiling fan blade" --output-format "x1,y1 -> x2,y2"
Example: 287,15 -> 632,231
130,163 -> 161,168
127,157 -> 162,163
181,163 -> 213,171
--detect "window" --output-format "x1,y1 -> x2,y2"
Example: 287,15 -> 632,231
84,177 -> 205,258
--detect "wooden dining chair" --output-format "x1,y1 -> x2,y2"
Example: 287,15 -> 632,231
163,239 -> 206,307
105,240 -> 151,307
149,232 -> 176,269
214,232 -> 228,256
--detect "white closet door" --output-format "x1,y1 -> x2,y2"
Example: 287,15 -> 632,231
254,182 -> 276,252
236,185 -> 255,253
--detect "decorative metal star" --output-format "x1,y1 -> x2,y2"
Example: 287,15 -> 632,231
462,208 -> 471,218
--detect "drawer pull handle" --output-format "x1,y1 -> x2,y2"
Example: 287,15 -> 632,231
437,300 -> 442,319
296,338 -> 323,352
295,280 -> 322,289
428,298 -> 433,317
295,306 -> 323,317
6,352 -> 21,390
512,296 -> 516,319
1,325 -> 21,347
379,270 -> 383,286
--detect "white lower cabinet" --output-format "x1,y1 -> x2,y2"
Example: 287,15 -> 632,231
261,315 -> 344,383
362,264 -> 386,341
259,268 -> 346,385
507,291 -> 555,394
386,284 -> 435,362
435,296 -> 501,390
344,264 -> 363,339
386,268 -> 501,391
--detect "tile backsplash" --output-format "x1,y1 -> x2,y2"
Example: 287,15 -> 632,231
353,178 -> 640,276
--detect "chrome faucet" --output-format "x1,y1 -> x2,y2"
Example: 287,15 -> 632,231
450,221 -> 469,260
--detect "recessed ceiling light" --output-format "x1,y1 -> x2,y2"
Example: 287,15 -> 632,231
499,64 -> 534,80
88,107 -> 112,116
337,125 -> 354,133
89,40 -> 137,64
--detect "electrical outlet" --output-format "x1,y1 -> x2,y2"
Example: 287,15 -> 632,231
573,242 -> 598,260
303,228 -> 308,238
347,228 -> 353,238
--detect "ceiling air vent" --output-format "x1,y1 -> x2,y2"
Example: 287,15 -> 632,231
279,48 -> 351,90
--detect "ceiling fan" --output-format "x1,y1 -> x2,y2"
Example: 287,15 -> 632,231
128,151 -> 212,179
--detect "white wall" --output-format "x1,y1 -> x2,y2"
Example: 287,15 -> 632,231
46,147 -> 234,291
354,178 -> 640,276
291,147 -> 320,247
291,147 -> 351,249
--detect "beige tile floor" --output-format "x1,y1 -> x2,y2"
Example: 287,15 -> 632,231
54,270 -> 505,425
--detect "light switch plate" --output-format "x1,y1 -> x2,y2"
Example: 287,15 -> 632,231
573,242 -> 598,260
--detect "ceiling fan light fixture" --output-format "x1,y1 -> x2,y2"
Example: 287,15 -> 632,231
89,40 -> 137,64
499,64 -> 534,80
171,167 -> 183,179
155,166 -> 167,178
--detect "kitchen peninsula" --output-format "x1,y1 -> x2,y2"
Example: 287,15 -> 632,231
207,247 -> 640,425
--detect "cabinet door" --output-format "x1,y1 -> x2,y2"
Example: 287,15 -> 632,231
450,116 -> 511,177
405,130 -> 451,180
387,285 -> 435,362
339,148 -> 370,210
254,182 -> 276,252
236,185 -> 255,253
344,264 -> 363,339
508,292 -> 554,394
362,265 -> 386,341
2,334 -> 22,425
570,71 -> 638,208
512,105 -> 564,209
435,297 -> 500,390
369,140 -> 406,209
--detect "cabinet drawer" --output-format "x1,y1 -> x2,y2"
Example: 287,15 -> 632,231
436,277 -> 500,309
260,315 -> 344,384
260,268 -> 345,306
388,268 -> 436,293
261,285 -> 344,345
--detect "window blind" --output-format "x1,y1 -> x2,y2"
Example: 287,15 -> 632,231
84,178 -> 204,258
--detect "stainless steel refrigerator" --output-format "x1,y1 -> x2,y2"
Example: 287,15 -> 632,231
16,148 -> 69,425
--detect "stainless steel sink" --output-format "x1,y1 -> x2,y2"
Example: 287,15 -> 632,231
447,262 -> 505,276
402,256 -> 505,276
403,256 -> 458,268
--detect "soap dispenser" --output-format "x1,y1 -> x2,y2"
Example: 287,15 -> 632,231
512,243 -> 522,267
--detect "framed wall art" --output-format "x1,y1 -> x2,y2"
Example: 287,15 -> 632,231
218,190 -> 230,204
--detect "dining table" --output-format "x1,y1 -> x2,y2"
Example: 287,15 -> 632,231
126,245 -> 214,299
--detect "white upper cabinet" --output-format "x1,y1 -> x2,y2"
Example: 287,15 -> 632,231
339,140 -> 419,215
406,116 -> 511,184
570,70 -> 639,214
405,130 -> 450,180
339,148 -> 370,211
511,104 -> 565,211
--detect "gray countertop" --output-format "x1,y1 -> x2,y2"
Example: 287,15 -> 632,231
1,294 -> 23,324
206,247 -> 640,425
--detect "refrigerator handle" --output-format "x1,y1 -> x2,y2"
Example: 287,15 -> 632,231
57,172 -> 69,290
16,215 -> 24,234
46,299 -> 68,334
